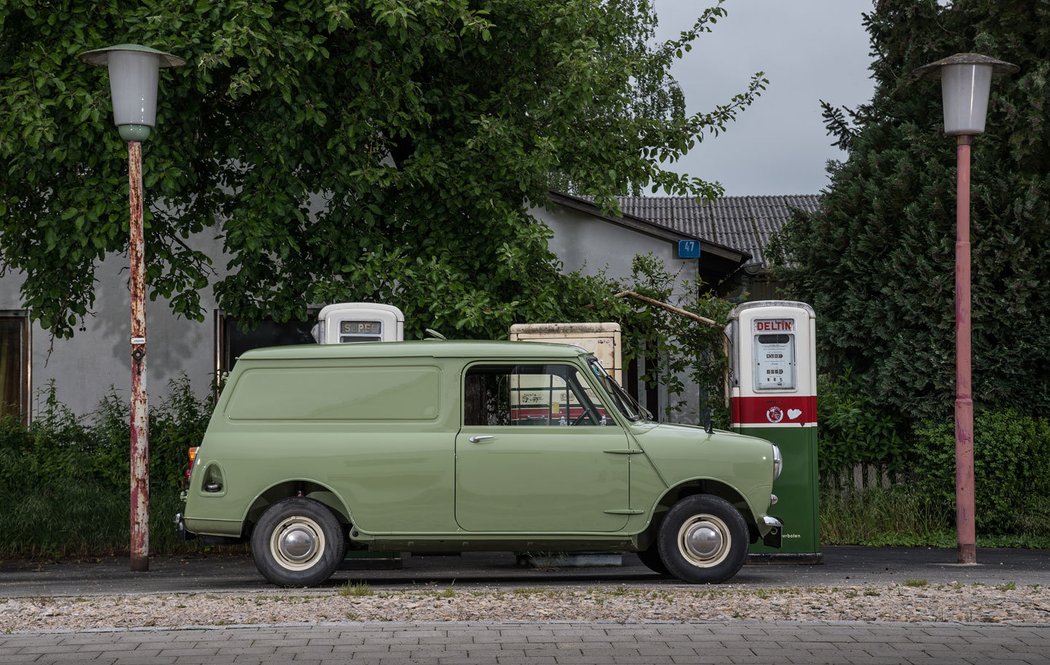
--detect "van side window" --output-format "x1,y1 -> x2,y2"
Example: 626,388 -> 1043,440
464,364 -> 610,427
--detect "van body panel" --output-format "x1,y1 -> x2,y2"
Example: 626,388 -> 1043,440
182,340 -> 781,558
633,423 -> 776,520
454,425 -> 631,532
227,365 -> 442,422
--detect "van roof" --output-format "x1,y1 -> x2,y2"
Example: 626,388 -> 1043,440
238,340 -> 591,362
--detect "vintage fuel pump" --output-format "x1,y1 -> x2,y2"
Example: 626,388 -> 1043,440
312,303 -> 405,344
728,301 -> 821,562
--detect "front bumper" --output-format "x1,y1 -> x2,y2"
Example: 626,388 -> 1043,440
761,515 -> 783,548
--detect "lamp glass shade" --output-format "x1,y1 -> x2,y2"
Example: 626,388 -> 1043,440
107,50 -> 161,132
940,63 -> 993,135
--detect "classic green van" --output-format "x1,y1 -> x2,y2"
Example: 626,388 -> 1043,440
177,340 -> 782,586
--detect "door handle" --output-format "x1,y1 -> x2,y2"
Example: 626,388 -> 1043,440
468,435 -> 495,443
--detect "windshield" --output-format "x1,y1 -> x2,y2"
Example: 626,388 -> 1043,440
586,357 -> 649,422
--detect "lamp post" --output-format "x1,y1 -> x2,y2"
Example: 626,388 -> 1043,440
914,53 -> 1017,565
79,44 -> 185,572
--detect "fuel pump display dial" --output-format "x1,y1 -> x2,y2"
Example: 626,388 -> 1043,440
753,320 -> 796,391
340,321 -> 381,335
339,320 -> 382,343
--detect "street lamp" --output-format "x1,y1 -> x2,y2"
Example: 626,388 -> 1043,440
914,53 -> 1017,565
79,44 -> 185,572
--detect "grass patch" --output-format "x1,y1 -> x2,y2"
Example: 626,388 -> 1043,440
339,582 -> 373,597
512,587 -> 555,597
604,586 -> 632,597
435,586 -> 456,599
819,485 -> 1050,548
903,579 -> 928,587
820,486 -> 950,547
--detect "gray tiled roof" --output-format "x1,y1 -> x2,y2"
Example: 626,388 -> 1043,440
616,195 -> 821,268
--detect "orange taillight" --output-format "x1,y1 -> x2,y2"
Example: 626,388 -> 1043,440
185,447 -> 199,482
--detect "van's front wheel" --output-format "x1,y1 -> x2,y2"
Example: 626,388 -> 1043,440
657,495 -> 748,584
251,498 -> 346,587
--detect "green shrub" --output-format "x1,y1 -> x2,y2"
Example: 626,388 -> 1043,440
0,376 -> 216,557
913,409 -> 1050,535
816,373 -> 908,487
149,376 -> 215,489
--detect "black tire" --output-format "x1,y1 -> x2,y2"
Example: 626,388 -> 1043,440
251,498 -> 346,587
636,546 -> 669,576
657,494 -> 748,584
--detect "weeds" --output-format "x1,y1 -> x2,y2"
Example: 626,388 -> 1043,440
820,484 -> 1050,548
0,377 -> 216,558
339,582 -> 373,597
435,586 -> 456,599
512,587 -> 553,597
820,486 -> 950,547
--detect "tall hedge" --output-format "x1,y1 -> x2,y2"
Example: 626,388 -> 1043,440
913,409 -> 1050,535
772,0 -> 1050,423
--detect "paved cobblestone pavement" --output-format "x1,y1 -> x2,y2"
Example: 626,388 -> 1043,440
2,621 -> 1049,665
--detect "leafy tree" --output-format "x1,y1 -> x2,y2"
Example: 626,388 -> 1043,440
0,0 -> 764,339
771,0 -> 1050,423
620,253 -> 732,423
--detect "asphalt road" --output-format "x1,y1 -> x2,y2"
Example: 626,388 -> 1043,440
3,546 -> 1050,597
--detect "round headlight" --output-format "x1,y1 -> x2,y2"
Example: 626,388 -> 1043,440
772,444 -> 783,480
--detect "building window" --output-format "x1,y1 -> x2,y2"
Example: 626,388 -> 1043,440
0,312 -> 29,423
215,312 -> 316,376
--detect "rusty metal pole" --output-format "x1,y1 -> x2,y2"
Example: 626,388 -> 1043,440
128,140 -> 150,572
955,134 -> 976,565
912,53 -> 1017,567
79,43 -> 186,575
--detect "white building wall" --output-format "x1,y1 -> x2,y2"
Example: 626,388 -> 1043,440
532,204 -> 698,305
0,236 -> 222,417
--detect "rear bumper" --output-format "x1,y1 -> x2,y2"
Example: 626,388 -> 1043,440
174,512 -> 195,541
176,512 -> 245,545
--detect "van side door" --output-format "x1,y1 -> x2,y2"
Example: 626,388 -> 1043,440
455,362 -> 632,533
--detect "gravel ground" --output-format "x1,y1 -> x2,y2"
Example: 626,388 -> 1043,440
3,582 -> 1049,633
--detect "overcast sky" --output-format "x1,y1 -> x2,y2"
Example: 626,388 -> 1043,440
653,0 -> 877,196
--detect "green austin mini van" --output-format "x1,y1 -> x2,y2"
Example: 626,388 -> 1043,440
176,340 -> 782,586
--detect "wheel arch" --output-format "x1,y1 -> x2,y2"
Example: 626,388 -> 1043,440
641,479 -> 760,548
241,479 -> 352,536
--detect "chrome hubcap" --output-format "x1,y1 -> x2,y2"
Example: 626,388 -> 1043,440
678,514 -> 730,567
270,516 -> 324,571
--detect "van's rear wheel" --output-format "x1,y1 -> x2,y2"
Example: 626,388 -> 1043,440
657,494 -> 748,584
252,498 -> 345,587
